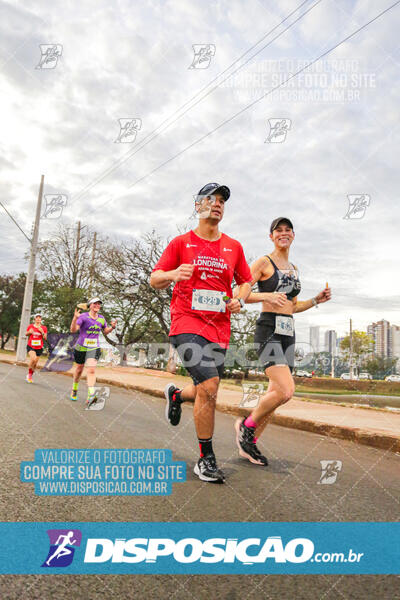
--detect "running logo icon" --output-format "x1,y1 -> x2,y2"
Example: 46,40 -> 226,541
115,118 -> 142,143
265,119 -> 291,143
240,383 -> 263,409
42,194 -> 67,219
42,529 -> 82,567
85,386 -> 109,411
318,460 -> 342,484
35,44 -> 63,69
343,195 -> 370,219
189,44 -> 216,69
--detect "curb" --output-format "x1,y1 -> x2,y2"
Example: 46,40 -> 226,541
217,403 -> 400,454
2,358 -> 399,454
67,370 -> 400,455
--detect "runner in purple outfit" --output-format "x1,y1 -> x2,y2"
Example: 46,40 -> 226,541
69,297 -> 116,406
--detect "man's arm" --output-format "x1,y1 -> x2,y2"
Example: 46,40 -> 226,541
227,282 -> 251,313
36,325 -> 48,340
150,264 -> 194,289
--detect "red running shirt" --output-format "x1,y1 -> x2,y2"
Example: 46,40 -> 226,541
153,231 -> 252,347
26,324 -> 47,349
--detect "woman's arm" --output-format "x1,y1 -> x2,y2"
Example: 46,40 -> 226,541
240,257 -> 286,307
70,309 -> 81,333
293,297 -> 315,313
293,286 -> 331,313
103,320 -> 117,335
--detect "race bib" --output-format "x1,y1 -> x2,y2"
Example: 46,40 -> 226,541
84,338 -> 97,348
191,289 -> 226,313
275,315 -> 294,336
31,339 -> 41,347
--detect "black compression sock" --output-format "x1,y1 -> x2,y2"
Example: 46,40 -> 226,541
198,438 -> 213,457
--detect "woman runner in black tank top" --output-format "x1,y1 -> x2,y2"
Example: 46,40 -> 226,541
233,217 -> 331,466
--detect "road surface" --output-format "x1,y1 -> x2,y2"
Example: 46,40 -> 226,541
0,363 -> 398,599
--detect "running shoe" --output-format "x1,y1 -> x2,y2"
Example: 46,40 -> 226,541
164,383 -> 182,426
26,374 -> 33,384
235,418 -> 268,466
194,454 -> 225,483
86,393 -> 98,409
70,390 -> 78,402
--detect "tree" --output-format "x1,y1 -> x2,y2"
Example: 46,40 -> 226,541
37,223 -> 95,290
362,355 -> 397,380
93,235 -> 171,364
0,274 -> 25,348
0,273 -> 44,348
340,331 -> 374,373
35,223 -> 96,330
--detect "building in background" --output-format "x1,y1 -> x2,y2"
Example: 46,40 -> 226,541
324,330 -> 337,355
391,325 -> 400,373
336,336 -> 345,354
310,326 -> 320,354
367,320 -> 391,357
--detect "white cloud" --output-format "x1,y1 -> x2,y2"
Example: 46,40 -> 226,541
1,0 -> 399,337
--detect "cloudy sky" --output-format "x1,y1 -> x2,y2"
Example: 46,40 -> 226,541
1,0 -> 399,345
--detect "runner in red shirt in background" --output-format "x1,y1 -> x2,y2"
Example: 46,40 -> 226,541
26,314 -> 48,383
150,183 -> 252,483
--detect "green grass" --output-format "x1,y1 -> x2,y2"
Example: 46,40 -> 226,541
223,378 -> 400,397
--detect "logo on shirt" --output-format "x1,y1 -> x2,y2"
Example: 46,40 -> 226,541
223,247 -> 232,252
200,272 -> 207,280
186,243 -> 197,248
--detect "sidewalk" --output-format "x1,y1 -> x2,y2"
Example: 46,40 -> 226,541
2,354 -> 400,453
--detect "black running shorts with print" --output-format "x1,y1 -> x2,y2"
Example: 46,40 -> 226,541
73,348 -> 102,365
254,313 -> 295,372
169,333 -> 226,385
26,345 -> 43,357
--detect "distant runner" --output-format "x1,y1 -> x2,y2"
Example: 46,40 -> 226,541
150,182 -> 252,483
69,297 -> 116,407
26,314 -> 47,383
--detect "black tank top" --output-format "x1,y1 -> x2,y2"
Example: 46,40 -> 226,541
257,256 -> 301,300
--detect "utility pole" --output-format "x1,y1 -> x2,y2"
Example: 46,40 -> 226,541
16,176 -> 44,361
88,231 -> 97,297
71,221 -> 81,289
349,318 -> 354,379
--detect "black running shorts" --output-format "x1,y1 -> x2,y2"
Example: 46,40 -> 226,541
73,348 -> 102,365
254,313 -> 295,372
26,345 -> 43,357
169,333 -> 226,385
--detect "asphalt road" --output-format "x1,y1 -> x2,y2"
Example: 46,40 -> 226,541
0,362 -> 399,599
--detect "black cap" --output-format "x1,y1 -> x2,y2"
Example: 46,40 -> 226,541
270,217 -> 294,233
197,182 -> 230,201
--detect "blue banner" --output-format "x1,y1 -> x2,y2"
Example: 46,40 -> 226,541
0,522 -> 398,574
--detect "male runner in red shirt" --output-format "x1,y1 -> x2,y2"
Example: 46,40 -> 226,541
26,314 -> 48,383
150,183 -> 252,483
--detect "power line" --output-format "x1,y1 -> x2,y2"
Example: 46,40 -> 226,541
72,0 -> 321,204
88,0 -> 400,217
0,201 -> 31,243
